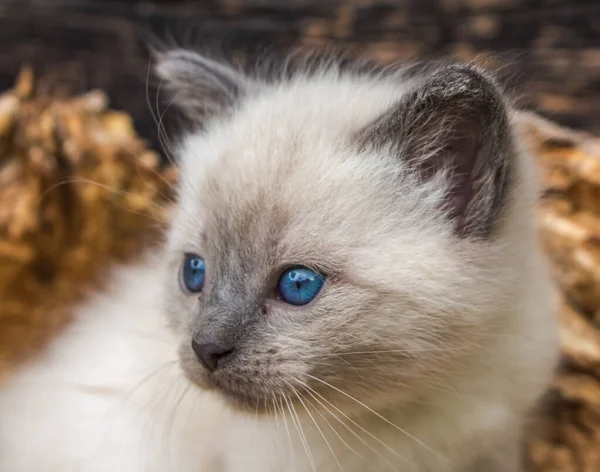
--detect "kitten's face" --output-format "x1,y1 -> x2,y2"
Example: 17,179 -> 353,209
157,50 -> 518,413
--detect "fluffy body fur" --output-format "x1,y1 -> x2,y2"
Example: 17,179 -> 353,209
0,50 -> 558,472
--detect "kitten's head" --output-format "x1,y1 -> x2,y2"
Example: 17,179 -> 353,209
155,49 -> 526,413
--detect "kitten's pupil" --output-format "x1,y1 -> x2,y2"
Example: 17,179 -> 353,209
277,267 -> 325,306
181,254 -> 206,293
289,270 -> 302,289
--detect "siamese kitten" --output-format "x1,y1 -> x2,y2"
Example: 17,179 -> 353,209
0,49 -> 558,472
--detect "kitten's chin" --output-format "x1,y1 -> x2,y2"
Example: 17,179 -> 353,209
199,380 -> 276,414
213,385 -> 270,413
179,362 -> 274,413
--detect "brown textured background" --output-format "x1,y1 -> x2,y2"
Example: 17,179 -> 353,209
1,0 -> 600,154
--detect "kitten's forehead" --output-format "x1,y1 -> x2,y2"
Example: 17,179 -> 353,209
173,78 -> 409,251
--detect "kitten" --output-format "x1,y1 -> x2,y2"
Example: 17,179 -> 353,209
0,48 -> 558,472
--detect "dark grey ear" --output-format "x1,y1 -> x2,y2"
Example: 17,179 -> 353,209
154,49 -> 251,122
359,64 -> 513,238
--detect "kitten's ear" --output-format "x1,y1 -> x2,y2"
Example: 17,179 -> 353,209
154,49 -> 251,122
359,64 -> 512,238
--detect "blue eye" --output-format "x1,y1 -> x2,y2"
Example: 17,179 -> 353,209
277,267 -> 325,306
181,254 -> 206,293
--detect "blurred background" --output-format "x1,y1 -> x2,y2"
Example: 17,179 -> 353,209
1,0 -> 599,152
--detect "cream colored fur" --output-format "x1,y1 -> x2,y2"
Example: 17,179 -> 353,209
0,61 -> 558,472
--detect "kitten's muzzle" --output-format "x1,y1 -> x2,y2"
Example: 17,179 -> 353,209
191,339 -> 235,372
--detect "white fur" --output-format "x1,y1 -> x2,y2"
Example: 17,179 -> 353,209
0,66 -> 558,472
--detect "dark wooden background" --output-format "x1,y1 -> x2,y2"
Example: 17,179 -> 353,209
1,0 -> 600,153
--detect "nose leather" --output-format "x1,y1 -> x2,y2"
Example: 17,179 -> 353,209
191,340 -> 234,372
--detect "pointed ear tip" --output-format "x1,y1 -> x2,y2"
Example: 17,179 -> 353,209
439,61 -> 492,77
429,62 -> 499,89
152,46 -> 195,63
152,49 -> 199,82
426,63 -> 508,117
152,49 -> 178,77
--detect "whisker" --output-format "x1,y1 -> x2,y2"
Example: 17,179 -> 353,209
306,374 -> 451,465
136,369 -> 184,471
298,388 -> 369,467
38,177 -> 171,225
278,396 -> 297,471
291,385 -> 344,471
146,56 -> 169,160
153,76 -> 178,166
266,398 -> 285,463
156,90 -> 178,164
298,381 -> 399,471
163,381 -> 191,471
144,59 -> 180,195
284,394 -> 316,472
145,58 -> 209,241
300,347 -> 468,358
131,156 -> 178,204
152,77 -> 205,222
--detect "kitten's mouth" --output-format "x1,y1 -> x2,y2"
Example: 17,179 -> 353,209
180,361 -> 288,413
178,344 -> 310,412
210,372 -> 292,413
